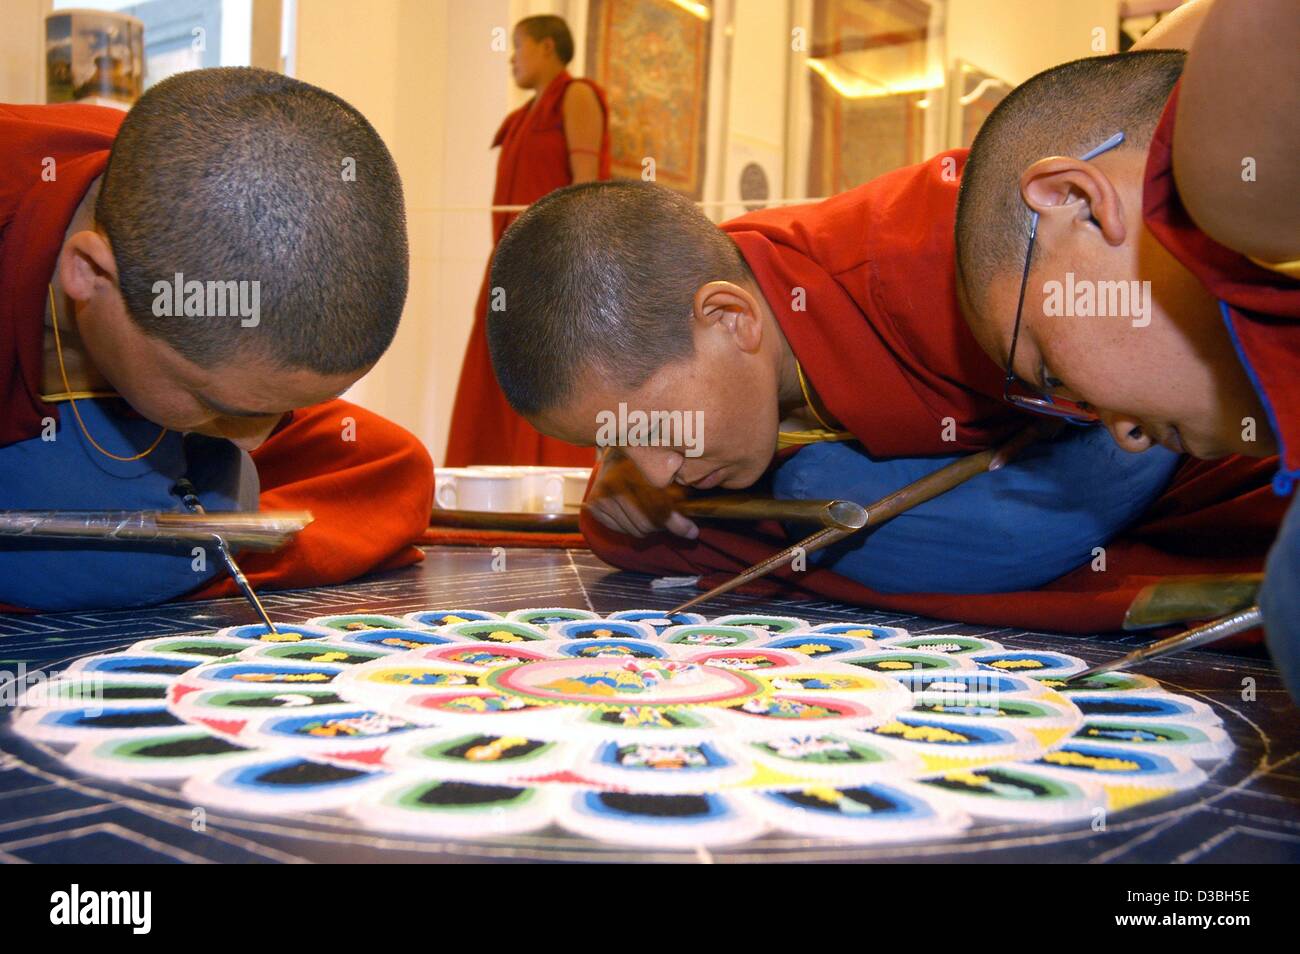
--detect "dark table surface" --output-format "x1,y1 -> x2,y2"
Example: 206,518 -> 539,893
1,547 -> 1296,863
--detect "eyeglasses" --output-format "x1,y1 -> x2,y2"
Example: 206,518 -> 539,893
1003,131 -> 1126,424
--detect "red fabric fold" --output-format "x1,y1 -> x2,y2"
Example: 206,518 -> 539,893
723,149 -> 1036,456
186,398 -> 434,599
1142,80 -> 1300,484
0,102 -> 125,447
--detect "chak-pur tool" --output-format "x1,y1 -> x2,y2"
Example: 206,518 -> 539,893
665,424 -> 1041,614
170,479 -> 286,634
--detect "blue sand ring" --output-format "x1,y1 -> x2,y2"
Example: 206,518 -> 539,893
864,716 -> 1041,762
15,676 -> 171,710
176,660 -> 348,691
833,650 -> 976,674
126,636 -> 254,661
182,756 -> 390,814
506,607 -> 601,629
238,642 -> 393,668
1039,671 -> 1163,695
889,670 -> 1048,699
1030,741 -> 1207,792
61,654 -> 208,681
657,624 -> 764,648
1070,720 -> 1233,760
1073,692 -> 1222,726
747,731 -> 924,781
806,622 -> 909,641
608,609 -> 706,633
214,622 -> 337,643
550,619 -> 657,642
169,686 -> 359,722
331,628 -> 462,652
13,704 -> 187,743
741,781 -> 969,842
876,634 -> 1005,655
581,738 -> 753,794
403,609 -> 502,627
902,693 -> 1083,738
63,729 -> 262,781
349,777 -> 556,837
306,614 -> 416,632
436,620 -> 549,643
911,764 -> 1107,822
383,730 -> 569,782
555,639 -> 669,660
710,614 -> 809,633
569,700 -> 732,747
969,650 -> 1086,678
559,788 -> 765,847
760,633 -> 871,658
249,709 -> 417,750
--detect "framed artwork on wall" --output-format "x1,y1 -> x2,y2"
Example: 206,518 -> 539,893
586,0 -> 713,197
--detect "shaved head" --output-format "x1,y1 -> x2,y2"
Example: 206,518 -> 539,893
487,180 -> 749,416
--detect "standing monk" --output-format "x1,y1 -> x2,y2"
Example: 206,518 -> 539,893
445,15 -> 611,467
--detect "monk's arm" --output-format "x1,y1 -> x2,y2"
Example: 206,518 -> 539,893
562,82 -> 604,183
1131,0 -> 1213,50
1173,0 -> 1300,263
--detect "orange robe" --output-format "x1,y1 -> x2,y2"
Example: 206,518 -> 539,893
444,71 -> 611,467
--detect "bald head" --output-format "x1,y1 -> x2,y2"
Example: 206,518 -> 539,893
955,50 -> 1185,314
487,180 -> 749,416
96,67 -> 408,374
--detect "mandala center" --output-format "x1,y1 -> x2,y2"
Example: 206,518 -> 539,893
487,657 -> 764,708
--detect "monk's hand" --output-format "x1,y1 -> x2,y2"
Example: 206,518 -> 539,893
584,453 -> 698,540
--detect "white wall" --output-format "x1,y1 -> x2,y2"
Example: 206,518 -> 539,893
947,0 -> 1121,84
292,0 -> 510,466
1,0 -> 46,104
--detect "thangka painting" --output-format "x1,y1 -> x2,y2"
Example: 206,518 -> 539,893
806,0 -> 935,195
586,0 -> 713,198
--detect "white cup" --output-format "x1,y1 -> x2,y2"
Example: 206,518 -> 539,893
435,468 -> 527,512
470,466 -> 567,512
560,468 -> 593,507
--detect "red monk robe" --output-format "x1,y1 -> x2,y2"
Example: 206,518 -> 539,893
1143,81 -> 1300,491
0,102 -> 434,599
444,71 -> 611,467
582,149 -> 1289,633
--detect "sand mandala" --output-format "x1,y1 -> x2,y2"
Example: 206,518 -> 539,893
9,609 -> 1232,847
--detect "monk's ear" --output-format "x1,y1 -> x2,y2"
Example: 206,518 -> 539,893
58,229 -> 120,304
1020,156 -> 1126,248
692,281 -> 764,354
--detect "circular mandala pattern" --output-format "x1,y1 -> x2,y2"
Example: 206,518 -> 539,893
11,609 -> 1232,847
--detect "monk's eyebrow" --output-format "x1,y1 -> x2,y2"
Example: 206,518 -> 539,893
198,393 -> 278,418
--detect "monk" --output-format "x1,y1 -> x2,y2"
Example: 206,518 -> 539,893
954,1 -> 1298,695
0,67 -> 433,611
444,14 -> 611,468
478,27 -> 1285,633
